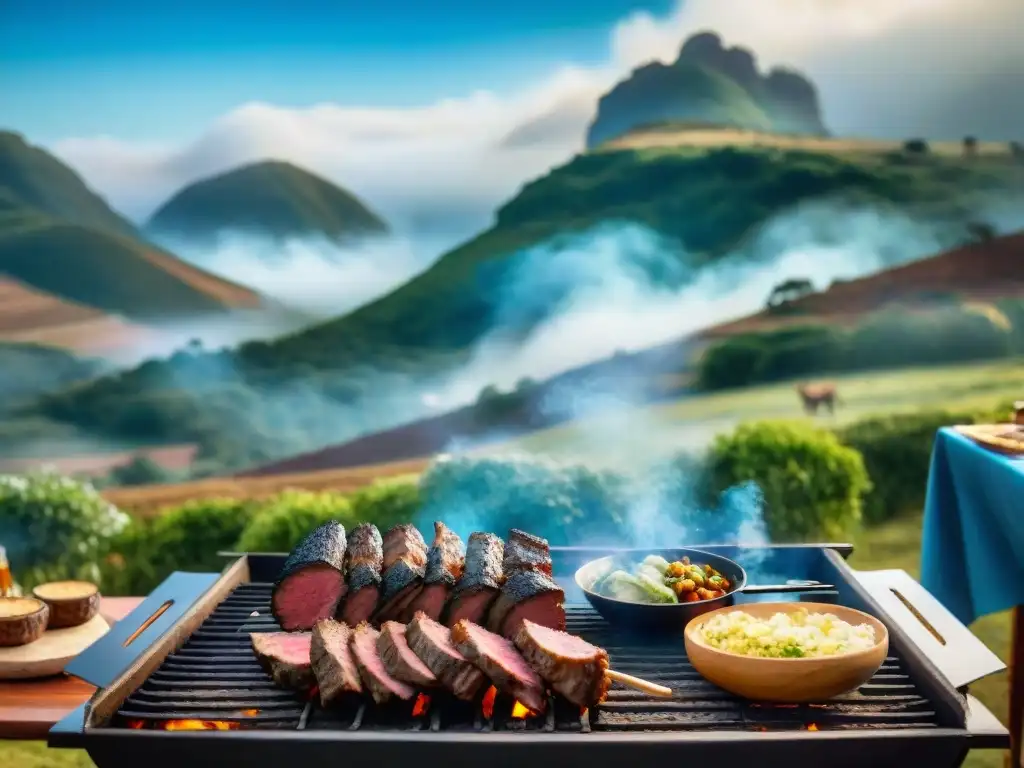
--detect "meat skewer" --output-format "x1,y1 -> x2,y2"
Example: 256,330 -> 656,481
340,523 -> 383,626
406,611 -> 487,701
310,619 -> 362,706
375,525 -> 428,622
445,532 -> 504,627
351,622 -> 416,704
251,632 -> 315,691
502,528 -> 552,577
271,521 -> 348,631
514,618 -> 608,708
379,620 -> 437,687
407,522 -> 465,621
487,569 -> 565,638
451,619 -> 547,713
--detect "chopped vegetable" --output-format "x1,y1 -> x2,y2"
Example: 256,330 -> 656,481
641,555 -> 671,575
595,555 -> 732,604
697,609 -> 877,658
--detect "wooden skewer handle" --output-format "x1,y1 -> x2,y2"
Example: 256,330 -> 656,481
606,669 -> 673,698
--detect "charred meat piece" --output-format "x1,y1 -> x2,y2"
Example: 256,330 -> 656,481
310,620 -> 362,706
514,619 -> 609,709
406,611 -> 486,701
350,622 -> 416,705
341,523 -> 383,626
375,559 -> 425,623
409,522 -> 465,621
379,620 -> 437,687
382,524 -> 427,571
445,532 -> 503,627
487,569 -> 565,638
251,632 -> 315,691
271,521 -> 348,632
502,529 -> 552,577
451,619 -> 546,713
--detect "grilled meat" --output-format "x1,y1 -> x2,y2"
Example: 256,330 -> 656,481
375,560 -> 425,623
251,632 -> 315,691
379,620 -> 437,687
487,569 -> 565,638
445,532 -> 504,627
409,522 -> 465,621
310,620 -> 361,706
513,619 -> 609,709
382,524 -> 427,571
341,523 -> 383,626
350,622 -> 416,704
451,619 -> 546,713
271,521 -> 348,631
502,528 -> 552,577
406,611 -> 487,701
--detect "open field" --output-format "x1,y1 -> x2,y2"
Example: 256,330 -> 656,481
604,126 -> 1019,158
493,358 -> 1024,467
102,457 -> 431,516
0,444 -> 199,478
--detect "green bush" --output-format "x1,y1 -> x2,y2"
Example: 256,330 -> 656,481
0,472 -> 130,589
348,479 -> 422,532
697,336 -> 766,389
101,498 -> 253,595
236,490 -> 354,552
708,421 -> 871,541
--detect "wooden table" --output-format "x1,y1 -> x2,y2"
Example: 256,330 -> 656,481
0,597 -> 142,740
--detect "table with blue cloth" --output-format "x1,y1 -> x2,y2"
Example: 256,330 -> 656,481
922,426 -> 1024,767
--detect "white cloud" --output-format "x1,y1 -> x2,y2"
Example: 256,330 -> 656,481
51,0 -> 1022,237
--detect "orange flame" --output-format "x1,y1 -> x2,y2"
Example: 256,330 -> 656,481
412,694 -> 431,717
807,723 -> 819,731
126,719 -> 146,730
510,701 -> 531,719
481,686 -> 497,719
122,718 -> 239,731
241,709 -> 260,716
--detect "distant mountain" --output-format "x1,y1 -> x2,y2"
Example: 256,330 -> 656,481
585,31 -> 829,149
146,160 -> 390,244
0,131 -> 266,331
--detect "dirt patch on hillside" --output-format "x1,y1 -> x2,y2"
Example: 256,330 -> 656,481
0,444 -> 199,478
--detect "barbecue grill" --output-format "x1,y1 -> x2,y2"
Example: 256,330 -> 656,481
49,544 -> 1010,768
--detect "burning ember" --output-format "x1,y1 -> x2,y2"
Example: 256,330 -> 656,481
510,701 -> 531,719
481,686 -> 497,719
125,719 -> 239,731
807,724 -> 819,731
308,686 -> 320,701
412,694 -> 431,717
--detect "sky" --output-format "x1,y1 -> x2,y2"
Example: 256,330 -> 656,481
2,0 -> 1021,234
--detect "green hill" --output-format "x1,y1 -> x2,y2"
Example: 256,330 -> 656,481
147,160 -> 390,243
0,131 -> 137,237
585,31 -> 828,149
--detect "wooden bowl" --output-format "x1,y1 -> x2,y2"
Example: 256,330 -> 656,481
684,602 -> 889,703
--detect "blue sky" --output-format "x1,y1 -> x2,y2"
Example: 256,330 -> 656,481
1,0 -> 673,142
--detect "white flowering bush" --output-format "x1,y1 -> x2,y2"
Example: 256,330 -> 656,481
0,471 -> 130,588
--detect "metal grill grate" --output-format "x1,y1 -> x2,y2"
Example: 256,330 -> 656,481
113,583 -> 940,733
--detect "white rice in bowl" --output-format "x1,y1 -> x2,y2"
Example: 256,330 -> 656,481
696,608 -> 878,658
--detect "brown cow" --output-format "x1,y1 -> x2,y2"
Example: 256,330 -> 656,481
797,383 -> 838,416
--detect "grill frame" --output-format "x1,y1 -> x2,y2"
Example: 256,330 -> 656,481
48,544 -> 1007,768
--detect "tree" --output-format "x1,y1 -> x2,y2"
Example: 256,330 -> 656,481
963,136 -> 978,158
966,221 -> 996,244
766,278 -> 815,309
903,138 -> 929,155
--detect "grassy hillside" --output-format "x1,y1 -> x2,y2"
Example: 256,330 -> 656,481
147,160 -> 389,243
0,131 -> 136,236
0,342 -> 105,406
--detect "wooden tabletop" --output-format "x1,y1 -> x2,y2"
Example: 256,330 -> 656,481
0,596 -> 142,740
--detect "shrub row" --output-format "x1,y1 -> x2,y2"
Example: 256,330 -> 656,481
1,402 -> 1009,595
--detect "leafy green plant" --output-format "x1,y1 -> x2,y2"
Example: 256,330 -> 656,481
236,490 -> 354,552
348,479 -> 422,532
708,421 -> 870,541
0,472 -> 130,589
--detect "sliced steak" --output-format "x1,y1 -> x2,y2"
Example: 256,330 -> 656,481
406,611 -> 486,701
379,621 -> 437,687
382,524 -> 427,571
251,632 -> 314,691
271,521 -> 348,632
350,622 -> 416,705
409,522 -> 465,621
513,619 -> 609,709
502,529 -> 552,577
451,619 -> 546,713
444,532 -> 503,627
487,569 -> 565,638
310,620 -> 361,706
341,523 -> 383,626
374,560 -> 425,622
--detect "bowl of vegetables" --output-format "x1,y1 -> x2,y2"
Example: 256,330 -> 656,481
683,602 -> 889,702
574,548 -> 836,632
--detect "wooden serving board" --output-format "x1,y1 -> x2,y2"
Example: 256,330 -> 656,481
955,423 -> 1024,456
0,615 -> 109,680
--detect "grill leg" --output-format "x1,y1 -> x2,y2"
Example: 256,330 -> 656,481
1010,606 -> 1024,768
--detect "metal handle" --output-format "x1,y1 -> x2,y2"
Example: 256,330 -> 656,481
741,580 -> 836,594
64,571 -> 219,689
851,568 -> 1005,689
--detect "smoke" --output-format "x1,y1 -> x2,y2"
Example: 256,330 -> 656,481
422,201 -> 974,413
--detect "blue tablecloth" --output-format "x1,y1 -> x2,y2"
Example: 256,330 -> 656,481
921,427 -> 1024,626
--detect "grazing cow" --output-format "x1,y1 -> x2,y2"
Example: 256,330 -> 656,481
797,383 -> 838,416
